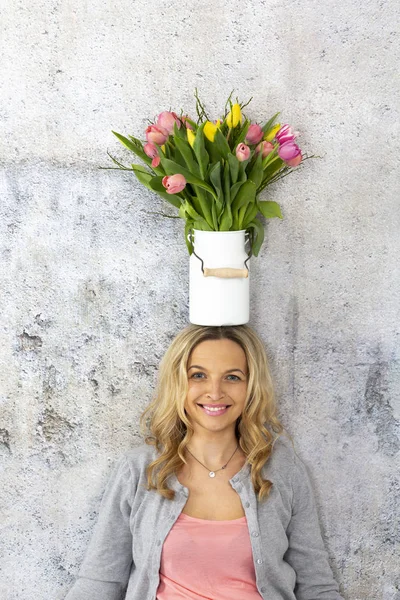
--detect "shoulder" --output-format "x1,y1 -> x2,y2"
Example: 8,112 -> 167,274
262,433 -> 305,480
263,434 -> 317,505
121,442 -> 158,475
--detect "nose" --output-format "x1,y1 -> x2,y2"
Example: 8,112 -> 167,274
206,379 -> 225,401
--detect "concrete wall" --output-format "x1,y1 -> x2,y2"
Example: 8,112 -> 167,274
1,0 -> 399,598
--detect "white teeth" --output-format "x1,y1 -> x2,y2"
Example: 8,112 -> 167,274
202,405 -> 227,411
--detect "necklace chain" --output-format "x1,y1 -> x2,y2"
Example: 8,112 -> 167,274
186,444 -> 239,478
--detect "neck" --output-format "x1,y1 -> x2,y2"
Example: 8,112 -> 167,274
186,430 -> 239,468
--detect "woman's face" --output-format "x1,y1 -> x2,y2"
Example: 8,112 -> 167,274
184,338 -> 248,435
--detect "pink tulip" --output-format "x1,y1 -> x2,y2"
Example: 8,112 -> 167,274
255,141 -> 274,158
157,111 -> 181,135
143,142 -> 159,159
145,124 -> 169,145
236,143 -> 251,162
245,124 -> 264,145
278,141 -> 302,167
144,142 -> 161,168
181,115 -> 194,130
275,124 -> 298,145
162,174 -> 187,194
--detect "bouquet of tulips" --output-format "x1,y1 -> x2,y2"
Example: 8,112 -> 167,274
105,91 -> 312,256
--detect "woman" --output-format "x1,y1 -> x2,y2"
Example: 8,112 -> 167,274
65,324 -> 344,600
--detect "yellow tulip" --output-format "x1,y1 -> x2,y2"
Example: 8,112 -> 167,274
204,120 -> 221,142
187,129 -> 196,148
264,124 -> 281,141
226,103 -> 242,128
161,144 -> 166,153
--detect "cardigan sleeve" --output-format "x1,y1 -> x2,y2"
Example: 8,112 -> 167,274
283,452 -> 345,600
65,455 -> 134,600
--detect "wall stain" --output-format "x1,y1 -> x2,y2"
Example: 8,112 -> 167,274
36,408 -> 74,442
364,360 -> 399,457
43,364 -> 65,399
18,331 -> 43,351
0,428 -> 11,452
285,295 -> 299,403
132,361 -> 158,378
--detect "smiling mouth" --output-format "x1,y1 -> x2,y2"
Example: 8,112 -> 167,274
197,404 -> 231,416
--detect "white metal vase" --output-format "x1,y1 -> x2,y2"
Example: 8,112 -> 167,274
189,229 -> 250,326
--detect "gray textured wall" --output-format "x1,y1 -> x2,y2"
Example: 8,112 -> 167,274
1,0 -> 399,599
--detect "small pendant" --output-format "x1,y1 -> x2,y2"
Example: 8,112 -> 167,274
209,471 -> 216,478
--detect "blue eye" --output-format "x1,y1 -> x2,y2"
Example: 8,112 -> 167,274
227,374 -> 241,381
191,372 -> 205,379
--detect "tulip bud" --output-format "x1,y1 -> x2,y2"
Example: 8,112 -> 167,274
162,174 -> 187,194
145,125 -> 169,145
235,143 -> 251,162
245,123 -> 264,145
226,103 -> 242,128
143,142 -> 159,159
187,128 -> 196,148
181,115 -> 194,130
151,156 -> 161,168
204,120 -> 221,142
255,141 -> 274,158
278,141 -> 302,166
157,111 -> 181,135
264,124 -> 281,142
275,124 -> 298,145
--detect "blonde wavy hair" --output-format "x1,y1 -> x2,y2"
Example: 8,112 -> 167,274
140,324 -> 290,501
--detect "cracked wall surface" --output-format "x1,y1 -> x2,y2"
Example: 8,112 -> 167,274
0,0 -> 399,599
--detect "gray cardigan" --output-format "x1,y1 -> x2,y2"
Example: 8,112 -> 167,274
65,435 -> 344,600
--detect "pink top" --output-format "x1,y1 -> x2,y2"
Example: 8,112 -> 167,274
156,513 -> 262,600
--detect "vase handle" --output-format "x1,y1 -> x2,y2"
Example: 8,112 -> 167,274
203,267 -> 248,279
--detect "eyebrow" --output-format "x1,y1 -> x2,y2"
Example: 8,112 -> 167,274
188,365 -> 246,376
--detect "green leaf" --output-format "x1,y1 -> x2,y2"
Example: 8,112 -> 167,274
192,123 -> 209,179
173,135 -> 200,176
209,162 -> 223,208
175,121 -> 189,140
227,153 -> 240,184
178,199 -> 213,231
131,164 -> 153,189
183,200 -> 210,225
223,160 -> 231,205
238,160 -> 250,181
247,150 -> 264,188
261,112 -> 280,136
159,158 -> 217,200
257,200 -> 283,219
184,220 -> 194,255
230,181 -> 244,203
232,119 -> 251,147
231,180 -> 257,218
204,137 -> 221,164
246,217 -> 265,257
191,186 -> 214,229
211,202 -> 218,230
163,142 -> 172,159
113,132 -> 148,162
219,161 -> 233,230
213,128 -> 231,160
262,156 -> 285,185
171,146 -> 188,170
241,203 -> 259,229
262,149 -> 279,169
